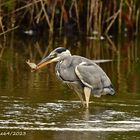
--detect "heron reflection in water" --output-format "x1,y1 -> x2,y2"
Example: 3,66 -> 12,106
29,47 -> 115,108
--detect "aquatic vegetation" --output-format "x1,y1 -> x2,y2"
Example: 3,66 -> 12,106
0,0 -> 139,36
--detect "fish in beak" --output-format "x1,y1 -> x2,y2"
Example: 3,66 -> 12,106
26,55 -> 60,72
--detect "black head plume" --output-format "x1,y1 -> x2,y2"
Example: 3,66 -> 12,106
54,47 -> 67,54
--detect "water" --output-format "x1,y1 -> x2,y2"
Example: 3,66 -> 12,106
0,34 -> 140,140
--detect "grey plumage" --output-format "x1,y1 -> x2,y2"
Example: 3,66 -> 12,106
56,55 -> 114,97
35,47 -> 115,108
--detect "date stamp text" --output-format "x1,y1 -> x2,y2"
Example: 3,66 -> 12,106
0,131 -> 26,136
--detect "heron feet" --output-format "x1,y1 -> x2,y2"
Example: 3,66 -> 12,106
81,101 -> 92,109
74,87 -> 91,109
81,101 -> 86,108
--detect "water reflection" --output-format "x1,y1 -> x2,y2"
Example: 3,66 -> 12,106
0,34 -> 140,139
0,96 -> 140,133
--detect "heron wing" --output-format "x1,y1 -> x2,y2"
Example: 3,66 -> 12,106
75,62 -> 114,97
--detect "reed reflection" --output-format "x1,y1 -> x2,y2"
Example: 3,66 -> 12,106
0,34 -> 139,98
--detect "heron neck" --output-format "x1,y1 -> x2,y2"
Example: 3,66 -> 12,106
59,53 -> 71,61
59,55 -> 72,67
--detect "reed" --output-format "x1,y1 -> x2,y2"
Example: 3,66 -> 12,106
0,0 -> 139,36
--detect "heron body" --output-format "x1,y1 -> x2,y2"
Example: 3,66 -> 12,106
34,47 -> 115,108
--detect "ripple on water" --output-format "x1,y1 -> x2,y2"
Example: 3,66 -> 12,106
0,96 -> 140,132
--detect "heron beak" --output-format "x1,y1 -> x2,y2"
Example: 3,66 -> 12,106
32,55 -> 59,72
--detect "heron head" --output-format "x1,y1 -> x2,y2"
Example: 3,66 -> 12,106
34,47 -> 71,71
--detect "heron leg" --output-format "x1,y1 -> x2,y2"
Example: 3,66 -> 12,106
68,83 -> 86,107
84,87 -> 91,108
75,91 -> 85,107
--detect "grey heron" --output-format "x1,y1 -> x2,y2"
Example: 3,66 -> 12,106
31,47 -> 115,108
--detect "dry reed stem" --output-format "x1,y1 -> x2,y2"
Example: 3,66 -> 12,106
42,34 -> 53,59
98,0 -> 102,35
0,16 -> 4,33
93,0 -> 98,33
86,0 -> 90,34
105,35 -> 117,52
40,0 -> 51,30
73,0 -> 80,31
35,42 -> 44,57
87,0 -> 95,34
9,0 -> 41,15
0,47 -> 5,59
59,0 -> 66,34
0,26 -> 19,36
136,9 -> 139,35
35,8 -> 43,24
69,1 -> 74,18
49,0 -> 57,33
105,10 -> 120,34
118,0 -> 123,33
